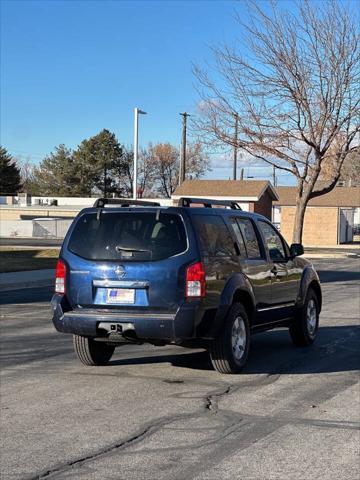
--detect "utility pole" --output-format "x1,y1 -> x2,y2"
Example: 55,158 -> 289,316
240,168 -> 244,180
272,165 -> 277,186
233,112 -> 239,180
133,107 -> 147,199
179,112 -> 190,185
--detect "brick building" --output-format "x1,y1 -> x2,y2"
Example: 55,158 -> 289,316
172,180 -> 278,219
273,186 -> 360,245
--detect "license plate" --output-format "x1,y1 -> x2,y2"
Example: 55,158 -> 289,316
106,288 -> 135,304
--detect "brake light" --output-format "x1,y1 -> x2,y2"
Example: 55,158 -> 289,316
55,259 -> 66,294
186,262 -> 206,298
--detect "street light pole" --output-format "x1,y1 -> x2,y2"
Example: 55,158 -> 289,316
133,107 -> 147,199
179,112 -> 190,185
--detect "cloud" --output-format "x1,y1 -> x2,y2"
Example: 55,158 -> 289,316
209,151 -> 265,169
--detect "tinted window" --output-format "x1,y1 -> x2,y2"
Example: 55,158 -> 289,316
229,218 -> 246,255
192,215 -> 236,257
258,220 -> 286,261
68,212 -> 187,261
237,218 -> 262,259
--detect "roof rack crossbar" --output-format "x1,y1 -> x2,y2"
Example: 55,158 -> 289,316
178,197 -> 242,210
93,198 -> 161,208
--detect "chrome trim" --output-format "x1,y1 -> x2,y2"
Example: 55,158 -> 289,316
258,302 -> 295,312
93,280 -> 149,288
98,322 -> 135,332
251,317 -> 294,330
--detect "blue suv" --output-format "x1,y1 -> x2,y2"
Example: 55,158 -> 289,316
51,197 -> 322,374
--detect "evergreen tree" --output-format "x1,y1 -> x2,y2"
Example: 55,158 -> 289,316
74,129 -> 126,196
21,131 -> 132,197
31,145 -> 81,195
0,146 -> 22,194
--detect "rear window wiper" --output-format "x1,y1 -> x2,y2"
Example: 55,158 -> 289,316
115,245 -> 152,253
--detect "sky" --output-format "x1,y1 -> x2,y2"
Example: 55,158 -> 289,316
1,0 -> 301,184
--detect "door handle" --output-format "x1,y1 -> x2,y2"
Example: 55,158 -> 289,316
271,266 -> 278,276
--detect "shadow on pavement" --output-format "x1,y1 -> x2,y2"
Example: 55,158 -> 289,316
317,269 -> 360,283
109,325 -> 360,375
0,286 -> 53,304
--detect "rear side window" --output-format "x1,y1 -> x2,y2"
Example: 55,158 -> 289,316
229,218 -> 246,255
237,218 -> 262,259
192,215 -> 236,257
258,220 -> 286,261
68,211 -> 187,261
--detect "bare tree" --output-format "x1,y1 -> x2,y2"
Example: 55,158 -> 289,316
113,143 -> 210,199
149,142 -> 211,198
119,147 -> 157,198
320,146 -> 360,186
194,0 -> 359,242
16,157 -> 39,194
150,143 -> 181,198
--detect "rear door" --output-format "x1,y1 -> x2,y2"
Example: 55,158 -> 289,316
231,217 -> 272,322
190,213 -> 240,310
63,209 -> 192,312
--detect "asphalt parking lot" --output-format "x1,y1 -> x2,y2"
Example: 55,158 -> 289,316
0,258 -> 359,480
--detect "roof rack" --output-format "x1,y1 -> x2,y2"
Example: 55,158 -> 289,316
178,197 -> 242,210
93,198 -> 161,208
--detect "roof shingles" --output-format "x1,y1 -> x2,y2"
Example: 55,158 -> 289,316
173,180 -> 278,200
274,186 -> 360,207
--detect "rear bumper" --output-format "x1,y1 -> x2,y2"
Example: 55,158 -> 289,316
51,294 -> 200,341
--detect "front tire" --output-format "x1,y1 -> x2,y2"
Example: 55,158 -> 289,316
289,288 -> 319,346
209,303 -> 250,374
73,335 -> 115,366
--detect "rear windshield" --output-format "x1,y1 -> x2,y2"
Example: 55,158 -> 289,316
68,211 -> 187,261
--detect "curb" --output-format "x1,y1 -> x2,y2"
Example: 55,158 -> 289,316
304,253 -> 360,259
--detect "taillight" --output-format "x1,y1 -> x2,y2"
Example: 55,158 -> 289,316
55,259 -> 66,294
186,262 -> 206,298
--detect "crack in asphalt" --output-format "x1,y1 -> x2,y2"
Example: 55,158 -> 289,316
23,383 -> 240,480
25,373 -> 359,480
10,372 -> 360,479
121,413 -> 360,457
24,413 -> 194,480
10,334 -> 360,480
205,385 -> 232,413
22,368 -> 358,479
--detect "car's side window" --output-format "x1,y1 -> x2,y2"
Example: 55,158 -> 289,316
258,220 -> 286,261
237,218 -> 262,259
229,218 -> 246,255
192,215 -> 237,258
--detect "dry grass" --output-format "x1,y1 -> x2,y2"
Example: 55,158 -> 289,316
0,247 -> 60,273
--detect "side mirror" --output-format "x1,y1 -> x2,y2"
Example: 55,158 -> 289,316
290,243 -> 304,257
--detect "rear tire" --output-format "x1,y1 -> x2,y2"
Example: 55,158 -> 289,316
289,288 -> 319,347
209,303 -> 250,374
73,335 -> 115,366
